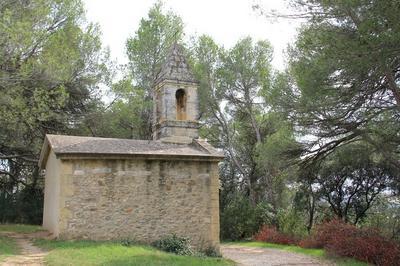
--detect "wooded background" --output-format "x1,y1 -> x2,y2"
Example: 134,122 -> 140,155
1,0 -> 399,242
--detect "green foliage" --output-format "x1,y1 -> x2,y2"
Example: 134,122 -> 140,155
0,186 -> 43,224
126,1 -> 183,92
88,77 -> 154,139
202,246 -> 221,258
276,209 -> 308,239
362,196 -> 400,242
120,238 -> 140,247
253,0 -> 400,235
220,193 -> 274,240
192,35 -> 298,211
35,239 -> 233,266
0,0 -> 110,224
190,35 -> 224,118
152,234 -> 194,256
191,35 -> 303,240
121,1 -> 184,138
311,143 -> 396,224
1,0 -> 396,246
279,0 -> 400,171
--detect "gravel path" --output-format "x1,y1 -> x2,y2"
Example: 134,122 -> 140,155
1,233 -> 332,266
221,244 -> 333,266
0,232 -> 48,266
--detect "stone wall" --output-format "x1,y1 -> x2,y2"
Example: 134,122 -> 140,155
42,151 -> 61,235
56,157 -> 220,250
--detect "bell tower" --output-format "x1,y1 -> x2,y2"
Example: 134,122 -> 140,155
152,43 -> 200,143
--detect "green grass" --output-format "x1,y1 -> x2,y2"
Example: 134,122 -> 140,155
227,241 -> 325,257
0,224 -> 43,233
225,241 -> 369,266
35,239 -> 234,266
331,256 -> 370,266
0,235 -> 19,262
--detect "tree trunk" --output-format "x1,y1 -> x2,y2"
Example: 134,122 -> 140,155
385,69 -> 400,107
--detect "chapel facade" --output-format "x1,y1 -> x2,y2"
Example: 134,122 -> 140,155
39,43 -> 223,250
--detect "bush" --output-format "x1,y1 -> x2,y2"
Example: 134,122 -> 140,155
202,246 -> 221,257
120,238 -> 138,247
152,234 -> 193,256
298,238 -> 321,249
276,209 -> 308,239
220,193 -> 273,240
299,219 -> 354,249
253,225 -> 297,245
301,219 -> 400,266
0,186 -> 43,224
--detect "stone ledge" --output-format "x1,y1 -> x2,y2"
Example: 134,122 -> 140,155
157,120 -> 200,128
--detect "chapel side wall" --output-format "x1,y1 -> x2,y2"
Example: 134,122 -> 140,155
209,162 -> 220,248
42,150 -> 61,235
57,158 -> 220,250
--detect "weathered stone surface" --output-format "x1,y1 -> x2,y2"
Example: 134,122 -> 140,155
155,43 -> 198,85
152,43 -> 201,142
53,157 -> 220,250
152,81 -> 200,141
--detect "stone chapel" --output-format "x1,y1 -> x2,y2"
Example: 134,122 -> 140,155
38,43 -> 223,250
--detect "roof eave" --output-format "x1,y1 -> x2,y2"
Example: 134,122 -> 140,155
54,152 -> 225,162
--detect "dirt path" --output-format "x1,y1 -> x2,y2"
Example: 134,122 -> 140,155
0,232 -> 48,266
221,244 -> 333,266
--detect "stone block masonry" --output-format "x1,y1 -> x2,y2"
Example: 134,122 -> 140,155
57,157 -> 220,250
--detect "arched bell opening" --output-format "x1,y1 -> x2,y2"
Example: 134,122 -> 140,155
175,89 -> 187,120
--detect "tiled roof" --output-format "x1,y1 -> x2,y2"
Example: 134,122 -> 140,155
39,135 -> 224,169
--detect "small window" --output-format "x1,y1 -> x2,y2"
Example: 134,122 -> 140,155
175,89 -> 187,120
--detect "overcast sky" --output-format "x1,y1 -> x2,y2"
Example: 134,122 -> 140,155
83,0 -> 301,70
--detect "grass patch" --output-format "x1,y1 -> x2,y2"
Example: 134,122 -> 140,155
0,235 -> 19,262
225,241 -> 369,266
35,239 -> 234,266
0,224 -> 43,233
331,256 -> 370,266
226,241 -> 325,257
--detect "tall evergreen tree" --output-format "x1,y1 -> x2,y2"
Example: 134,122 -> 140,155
0,0 -> 110,223
125,1 -> 184,138
260,0 -> 400,192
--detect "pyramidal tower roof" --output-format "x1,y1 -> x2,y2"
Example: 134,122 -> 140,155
155,43 -> 198,84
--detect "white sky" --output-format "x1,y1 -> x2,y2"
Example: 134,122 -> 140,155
83,0 -> 301,70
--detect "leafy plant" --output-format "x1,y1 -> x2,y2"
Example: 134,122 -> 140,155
120,238 -> 139,247
253,225 -> 297,245
202,246 -> 221,258
220,193 -> 274,240
300,220 -> 400,266
152,234 -> 193,256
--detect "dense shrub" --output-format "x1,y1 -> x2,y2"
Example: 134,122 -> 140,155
300,220 -> 400,266
253,225 -> 297,245
0,186 -> 43,224
152,234 -> 193,256
220,193 -> 273,240
202,246 -> 221,257
120,238 -> 139,247
276,209 -> 308,239
298,238 -> 322,249
299,219 -> 355,249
